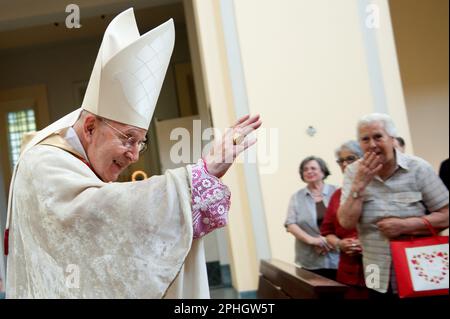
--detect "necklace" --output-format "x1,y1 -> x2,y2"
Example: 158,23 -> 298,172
308,183 -> 324,201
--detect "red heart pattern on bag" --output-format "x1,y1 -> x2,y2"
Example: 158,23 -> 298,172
411,251 -> 449,284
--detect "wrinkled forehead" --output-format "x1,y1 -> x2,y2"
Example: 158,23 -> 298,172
112,120 -> 148,137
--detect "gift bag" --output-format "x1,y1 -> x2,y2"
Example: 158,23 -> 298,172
391,218 -> 449,298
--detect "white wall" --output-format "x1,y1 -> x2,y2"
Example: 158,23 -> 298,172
390,0 -> 449,170
186,0 -> 410,291
231,0 -> 411,267
192,0 -> 412,292
232,0 -> 376,266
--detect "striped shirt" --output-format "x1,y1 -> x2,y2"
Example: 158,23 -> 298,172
342,149 -> 449,293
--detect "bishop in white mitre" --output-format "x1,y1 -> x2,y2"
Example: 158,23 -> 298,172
4,8 -> 261,299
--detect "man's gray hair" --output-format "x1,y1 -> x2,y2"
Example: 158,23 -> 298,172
334,140 -> 363,159
357,113 -> 398,138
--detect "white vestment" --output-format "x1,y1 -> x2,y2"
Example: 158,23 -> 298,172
6,132 -> 209,298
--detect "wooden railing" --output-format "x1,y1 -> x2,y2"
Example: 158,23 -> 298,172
257,259 -> 348,299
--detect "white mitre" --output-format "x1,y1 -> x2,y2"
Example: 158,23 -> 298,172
19,8 -> 175,157
82,8 -> 175,129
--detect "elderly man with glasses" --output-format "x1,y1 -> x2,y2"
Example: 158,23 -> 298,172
4,9 -> 261,299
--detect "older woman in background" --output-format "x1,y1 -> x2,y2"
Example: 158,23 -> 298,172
320,141 -> 368,298
285,156 -> 339,280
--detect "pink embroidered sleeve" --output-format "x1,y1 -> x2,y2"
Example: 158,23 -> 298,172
191,160 -> 231,239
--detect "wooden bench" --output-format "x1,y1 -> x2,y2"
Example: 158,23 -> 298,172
257,259 -> 348,299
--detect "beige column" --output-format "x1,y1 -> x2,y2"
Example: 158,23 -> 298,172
186,0 -> 259,293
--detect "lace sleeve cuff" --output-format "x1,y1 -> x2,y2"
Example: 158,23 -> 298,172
191,159 -> 231,239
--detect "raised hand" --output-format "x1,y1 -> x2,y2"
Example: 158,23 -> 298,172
352,151 -> 383,193
204,114 -> 263,178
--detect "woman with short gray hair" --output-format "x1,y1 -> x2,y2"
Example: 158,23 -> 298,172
339,113 -> 449,297
321,141 -> 369,298
357,113 -> 398,138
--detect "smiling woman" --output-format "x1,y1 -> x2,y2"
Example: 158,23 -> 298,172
284,156 -> 339,280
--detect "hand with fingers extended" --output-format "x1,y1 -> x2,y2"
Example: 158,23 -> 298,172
352,151 -> 383,193
203,114 -> 263,178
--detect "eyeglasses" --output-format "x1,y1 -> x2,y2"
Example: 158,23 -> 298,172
101,119 -> 148,154
336,155 -> 358,165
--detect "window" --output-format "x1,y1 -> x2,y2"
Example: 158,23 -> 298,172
7,109 -> 36,170
0,85 -> 50,200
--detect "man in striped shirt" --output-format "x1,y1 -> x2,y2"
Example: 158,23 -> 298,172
338,113 -> 449,297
